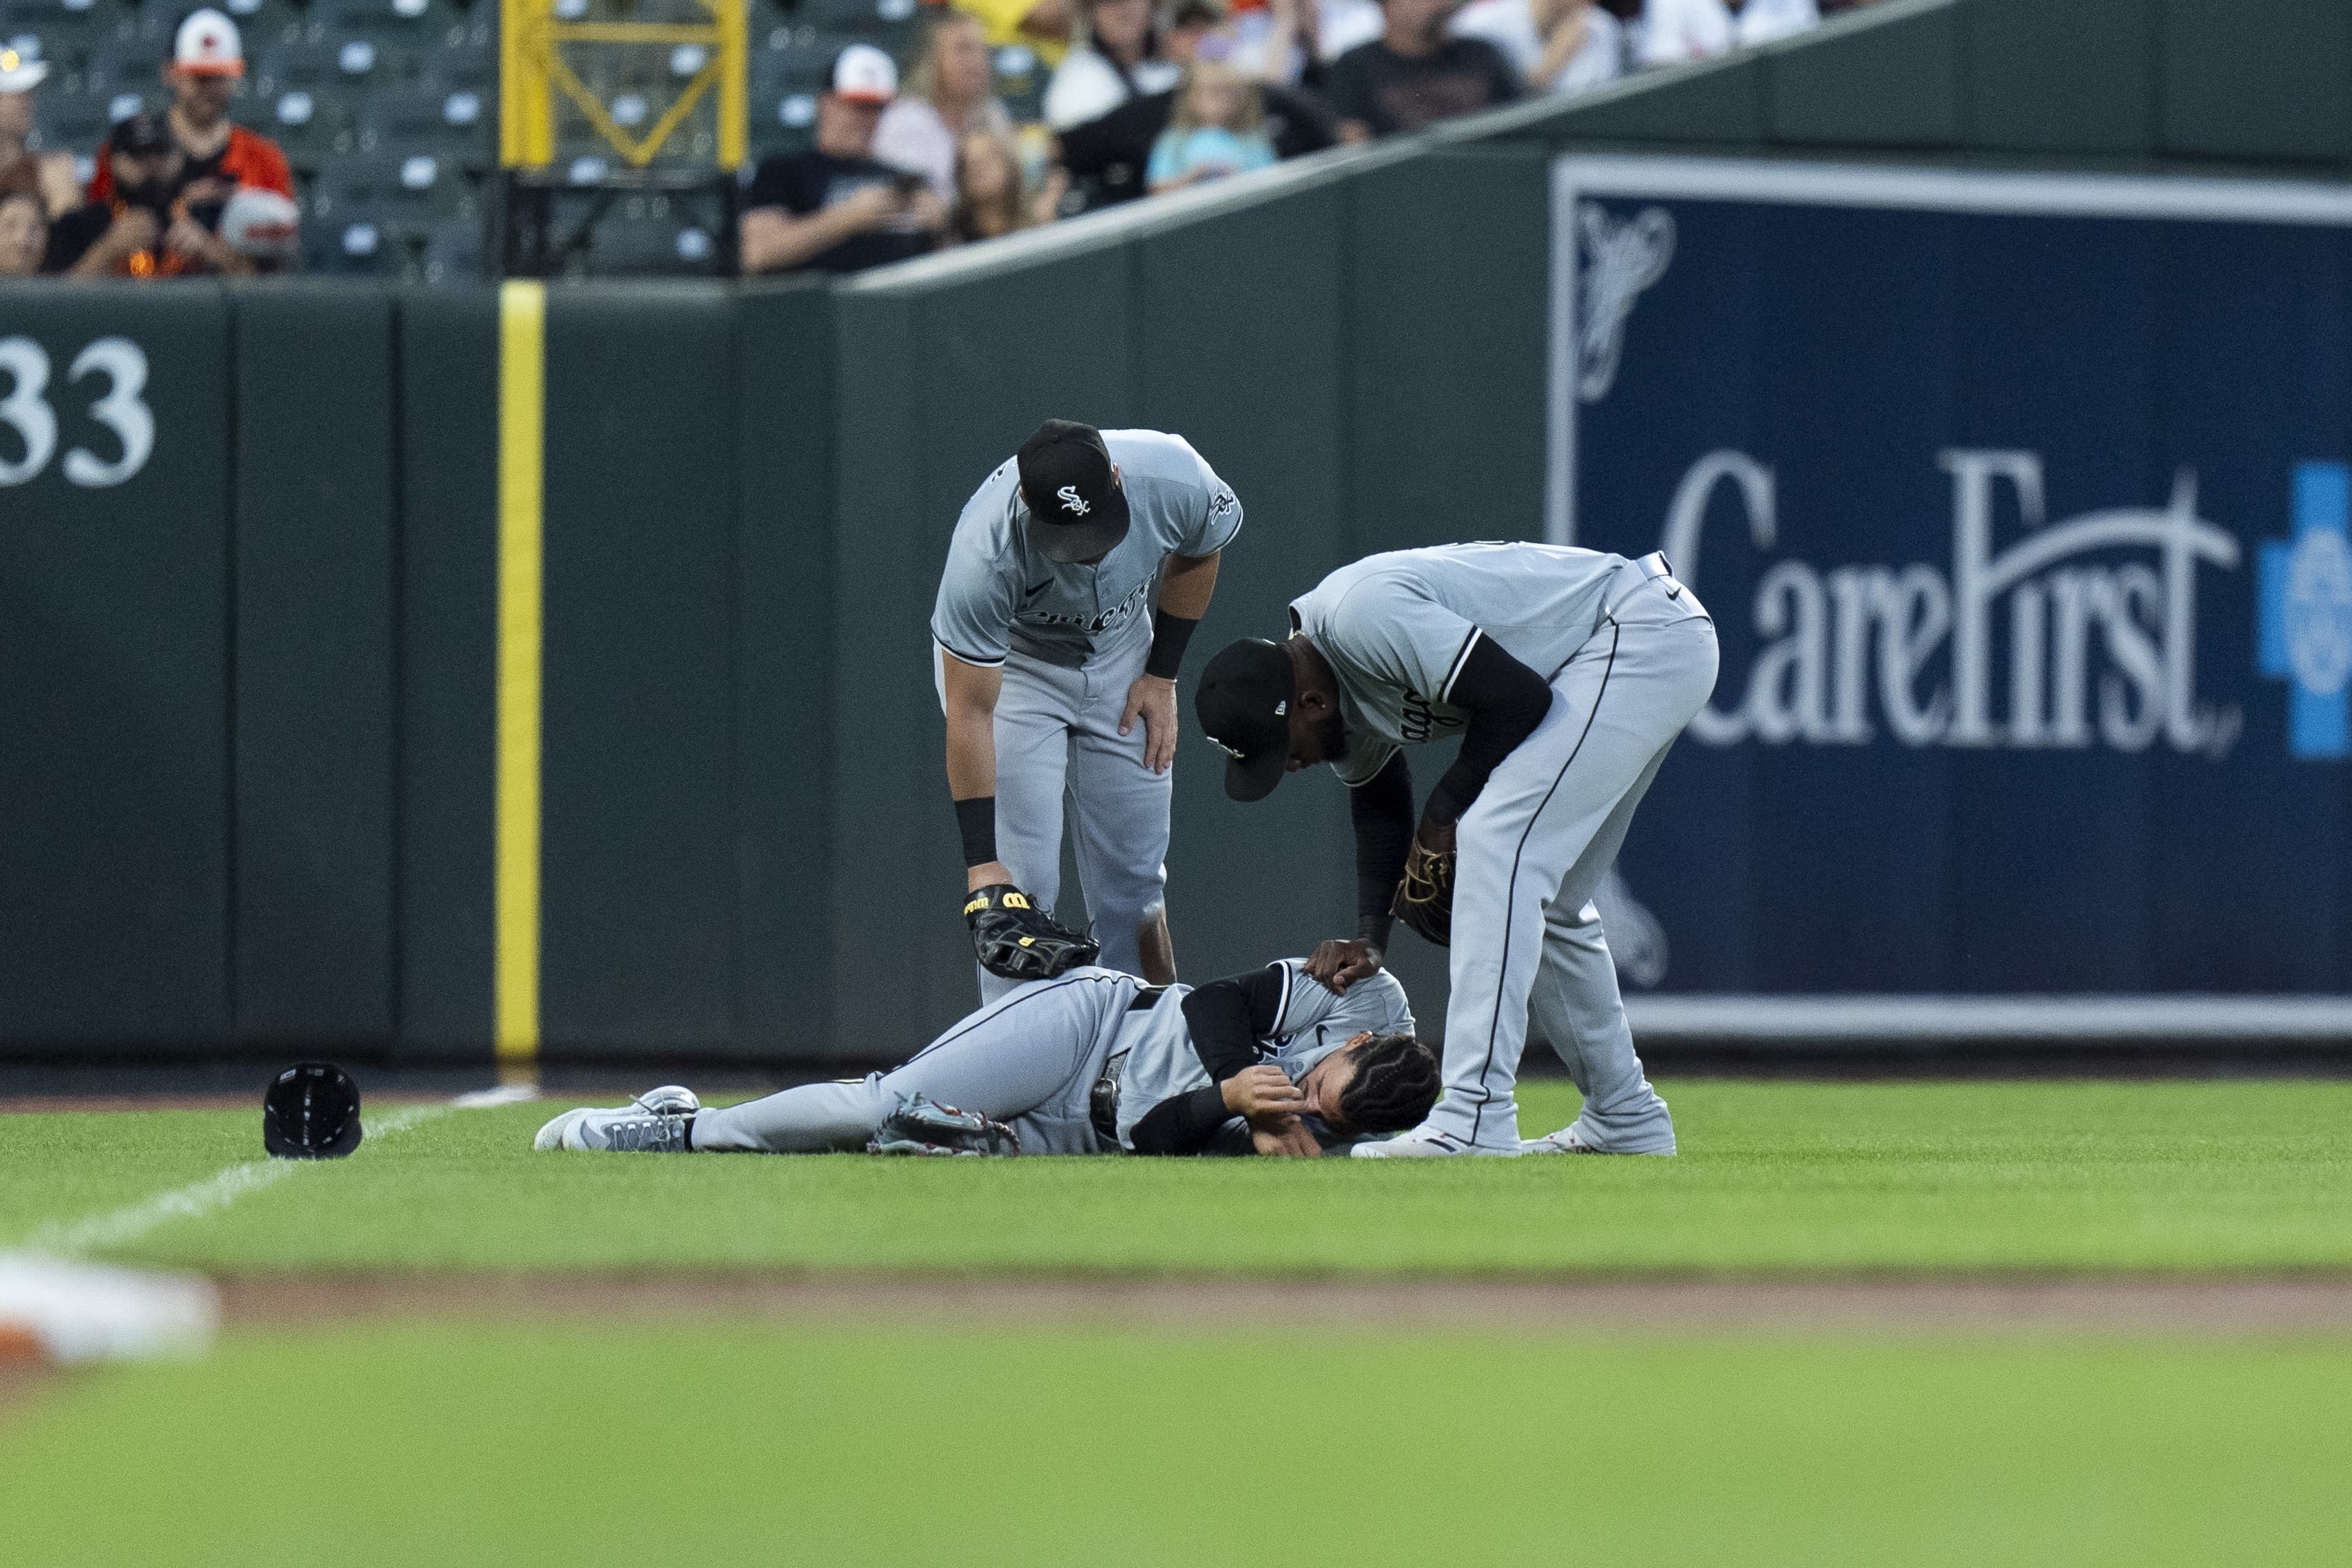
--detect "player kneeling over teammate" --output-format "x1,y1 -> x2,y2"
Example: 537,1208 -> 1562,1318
532,960 -> 1438,1158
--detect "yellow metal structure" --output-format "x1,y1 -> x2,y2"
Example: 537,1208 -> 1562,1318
502,0 -> 747,169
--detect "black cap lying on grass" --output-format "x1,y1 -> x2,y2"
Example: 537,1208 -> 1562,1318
262,1062 -> 363,1159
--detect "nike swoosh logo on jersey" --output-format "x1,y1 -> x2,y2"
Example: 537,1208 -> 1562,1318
1022,579 -> 1052,601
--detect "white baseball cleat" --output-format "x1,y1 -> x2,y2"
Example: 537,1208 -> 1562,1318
533,1086 -> 701,1153
1520,1125 -> 1675,1155
1350,1126 -> 1517,1159
532,1108 -> 591,1151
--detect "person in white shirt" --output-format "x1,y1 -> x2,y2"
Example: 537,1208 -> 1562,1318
1042,0 -> 1182,131
1637,0 -> 1815,65
1452,0 -> 1621,96
873,10 -> 1015,208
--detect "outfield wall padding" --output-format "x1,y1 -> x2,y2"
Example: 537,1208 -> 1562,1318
231,286 -> 399,1048
0,286 -> 234,1049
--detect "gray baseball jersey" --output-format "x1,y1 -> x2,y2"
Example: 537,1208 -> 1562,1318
1288,542 -> 1633,785
688,962 -> 1414,1157
1110,961 -> 1416,1148
931,429 -> 1243,672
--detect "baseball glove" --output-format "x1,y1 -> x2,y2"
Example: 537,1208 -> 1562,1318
964,883 -> 1100,982
1391,838 -> 1457,948
868,1093 -> 1021,1157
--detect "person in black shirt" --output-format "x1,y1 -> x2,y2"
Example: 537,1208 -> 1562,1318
739,43 -> 948,275
1324,0 -> 1520,141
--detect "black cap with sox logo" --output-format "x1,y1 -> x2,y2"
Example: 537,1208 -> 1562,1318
1016,420 -> 1131,564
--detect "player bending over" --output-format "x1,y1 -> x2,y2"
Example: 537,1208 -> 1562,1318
532,960 -> 1439,1157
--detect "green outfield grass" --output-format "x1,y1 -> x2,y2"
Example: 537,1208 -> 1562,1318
6,1319 -> 2349,1566
4,1080 -> 2348,1275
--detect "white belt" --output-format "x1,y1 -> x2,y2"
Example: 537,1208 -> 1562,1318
1603,550 -> 1690,620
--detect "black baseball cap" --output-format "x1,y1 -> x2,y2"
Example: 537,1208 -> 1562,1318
262,1062 -> 364,1159
1196,637 -> 1294,802
1016,420 -> 1131,564
110,110 -> 172,158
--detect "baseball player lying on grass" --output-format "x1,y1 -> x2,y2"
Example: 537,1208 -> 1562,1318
533,960 -> 1439,1158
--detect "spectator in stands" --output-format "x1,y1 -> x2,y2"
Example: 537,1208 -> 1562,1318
79,10 -> 293,275
47,111 -> 183,277
1324,0 -> 1520,141
952,127 -> 1064,241
1453,0 -> 1621,96
1043,0 -> 1179,132
956,0 -> 1075,71
0,44 -> 79,219
1058,1 -> 1333,209
1245,0 -> 1385,90
876,10 -> 1015,211
0,178 -> 45,278
1146,60 -> 1275,192
1637,0 -> 1816,65
739,45 -> 947,275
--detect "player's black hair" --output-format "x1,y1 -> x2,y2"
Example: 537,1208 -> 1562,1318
1334,1033 -> 1441,1136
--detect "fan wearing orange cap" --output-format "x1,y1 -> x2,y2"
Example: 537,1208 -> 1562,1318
80,8 -> 293,276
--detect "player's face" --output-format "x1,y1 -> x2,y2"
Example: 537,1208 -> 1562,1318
1297,1035 -> 1368,1128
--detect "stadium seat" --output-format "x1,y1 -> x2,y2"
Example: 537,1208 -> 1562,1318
578,195 -> 721,277
360,81 -> 488,163
0,0 -> 125,64
420,211 -> 483,282
265,79 -> 360,161
79,37 -> 167,101
28,85 -> 112,162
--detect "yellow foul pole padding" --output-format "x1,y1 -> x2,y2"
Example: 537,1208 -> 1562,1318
496,280 -> 546,1074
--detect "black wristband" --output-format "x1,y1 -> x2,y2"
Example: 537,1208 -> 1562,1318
1356,914 -> 1394,950
1144,608 -> 1200,681
954,796 -> 997,868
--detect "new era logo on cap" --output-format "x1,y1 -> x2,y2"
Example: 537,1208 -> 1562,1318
174,8 -> 245,76
829,41 -> 896,105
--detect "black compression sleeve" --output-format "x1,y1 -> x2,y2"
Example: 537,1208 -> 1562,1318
1178,965 -> 1288,1082
1422,637 -> 1554,825
1350,750 -> 1414,947
953,795 -> 997,867
1144,608 -> 1199,681
1129,1084 -> 1235,1155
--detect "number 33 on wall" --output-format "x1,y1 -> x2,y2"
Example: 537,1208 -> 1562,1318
0,336 -> 155,488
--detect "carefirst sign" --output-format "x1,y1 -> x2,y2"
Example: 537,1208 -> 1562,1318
1664,448 -> 2242,758
1550,156 -> 2352,996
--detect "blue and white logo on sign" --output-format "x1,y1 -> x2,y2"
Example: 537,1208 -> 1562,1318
2258,462 -> 2352,759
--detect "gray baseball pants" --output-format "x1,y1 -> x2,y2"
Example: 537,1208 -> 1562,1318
974,627 -> 1172,1004
1432,564 -> 1719,1153
691,969 -> 1144,1156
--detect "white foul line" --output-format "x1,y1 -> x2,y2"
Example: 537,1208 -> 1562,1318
18,1094 -> 525,1261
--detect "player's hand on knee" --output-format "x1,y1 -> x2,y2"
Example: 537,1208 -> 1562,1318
1221,1064 -> 1306,1126
1251,1117 -> 1322,1158
1306,938 -> 1384,993
1119,674 -> 1179,774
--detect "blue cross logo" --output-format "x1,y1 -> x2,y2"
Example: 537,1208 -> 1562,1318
2258,462 -> 2352,759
